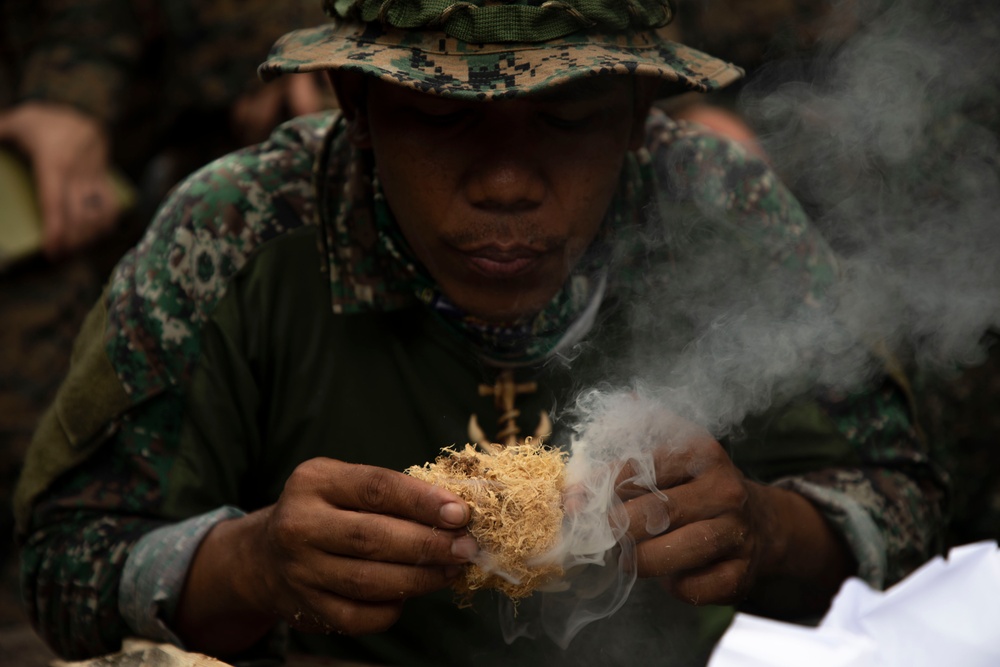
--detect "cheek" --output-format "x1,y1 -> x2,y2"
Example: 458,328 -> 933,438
555,139 -> 630,215
372,136 -> 455,227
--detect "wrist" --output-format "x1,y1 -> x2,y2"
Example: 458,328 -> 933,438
175,509 -> 279,653
748,482 -> 798,578
745,482 -> 854,616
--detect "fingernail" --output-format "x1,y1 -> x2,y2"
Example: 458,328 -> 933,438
439,502 -> 466,526
451,536 -> 479,560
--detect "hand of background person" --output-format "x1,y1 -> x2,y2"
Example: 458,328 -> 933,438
668,103 -> 767,160
0,102 -> 121,259
230,73 -> 327,146
175,457 -> 476,655
618,415 -> 853,614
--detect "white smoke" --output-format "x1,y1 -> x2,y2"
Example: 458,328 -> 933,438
505,0 -> 1000,651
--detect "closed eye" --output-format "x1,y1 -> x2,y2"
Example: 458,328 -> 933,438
411,109 -> 472,127
541,112 -> 599,130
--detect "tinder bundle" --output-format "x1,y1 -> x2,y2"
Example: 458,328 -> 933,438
407,440 -> 567,601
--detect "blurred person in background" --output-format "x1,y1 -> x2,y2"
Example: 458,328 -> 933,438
0,0 -> 329,629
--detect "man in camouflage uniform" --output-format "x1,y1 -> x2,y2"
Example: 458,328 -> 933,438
13,0 -> 946,665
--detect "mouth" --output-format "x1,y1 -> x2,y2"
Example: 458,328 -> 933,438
457,244 -> 549,280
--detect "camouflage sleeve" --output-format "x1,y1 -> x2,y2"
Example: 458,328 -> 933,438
774,377 -> 947,588
118,506 -> 245,644
14,115 -> 331,659
17,0 -> 144,124
643,111 -> 946,587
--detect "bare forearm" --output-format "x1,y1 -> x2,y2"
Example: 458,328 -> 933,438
175,509 -> 278,655
745,483 -> 855,617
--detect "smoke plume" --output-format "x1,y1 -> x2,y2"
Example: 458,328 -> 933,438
507,0 -> 1000,651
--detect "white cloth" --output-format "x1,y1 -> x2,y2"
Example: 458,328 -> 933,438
709,541 -> 1000,667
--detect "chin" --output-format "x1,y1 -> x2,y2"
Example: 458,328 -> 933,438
457,292 -> 551,324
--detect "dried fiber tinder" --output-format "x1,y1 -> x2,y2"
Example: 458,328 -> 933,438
407,439 -> 567,600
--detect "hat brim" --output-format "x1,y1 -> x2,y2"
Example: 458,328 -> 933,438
259,20 -> 743,100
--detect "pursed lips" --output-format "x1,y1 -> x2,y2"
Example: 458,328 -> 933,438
454,243 -> 550,280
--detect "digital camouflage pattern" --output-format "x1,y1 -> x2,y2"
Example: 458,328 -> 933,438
260,20 -> 743,100
771,379 -> 946,586
329,0 -> 675,42
15,108 -> 946,659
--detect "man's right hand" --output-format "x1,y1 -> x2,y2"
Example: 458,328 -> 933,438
175,458 -> 477,655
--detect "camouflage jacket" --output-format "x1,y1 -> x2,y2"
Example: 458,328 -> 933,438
15,109 -> 946,663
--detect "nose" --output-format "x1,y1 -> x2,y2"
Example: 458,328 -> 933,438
464,111 -> 546,212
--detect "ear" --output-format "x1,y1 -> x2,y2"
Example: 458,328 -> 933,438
628,77 -> 660,151
327,70 -> 372,148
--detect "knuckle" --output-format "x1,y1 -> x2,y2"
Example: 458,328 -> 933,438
340,561 -> 373,601
287,458 -> 324,489
417,530 -> 447,564
413,565 -> 446,594
716,561 -> 751,604
270,508 -> 306,546
359,467 -> 397,511
348,518 -> 391,559
341,560 -> 394,603
717,476 -> 749,509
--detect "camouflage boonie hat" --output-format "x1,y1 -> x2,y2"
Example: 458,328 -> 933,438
260,0 -> 743,99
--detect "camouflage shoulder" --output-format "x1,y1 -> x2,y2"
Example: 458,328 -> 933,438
640,108 -> 838,305
105,110 -> 342,403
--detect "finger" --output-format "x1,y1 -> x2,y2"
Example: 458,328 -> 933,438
634,518 -> 748,578
622,473 -> 747,542
287,73 -> 325,117
662,558 -> 752,606
292,594 -> 404,636
304,555 -> 462,603
288,459 -> 469,529
321,511 -> 478,565
231,83 -> 284,145
614,423 -> 721,499
322,461 -> 470,529
34,162 -> 70,258
615,450 -> 692,501
63,177 -> 118,252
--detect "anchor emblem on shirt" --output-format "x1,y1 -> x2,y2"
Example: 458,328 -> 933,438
468,369 -> 552,447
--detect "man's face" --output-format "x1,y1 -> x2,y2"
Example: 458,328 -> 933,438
344,75 -> 652,322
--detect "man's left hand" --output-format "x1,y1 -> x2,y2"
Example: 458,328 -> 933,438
617,415 -> 853,613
